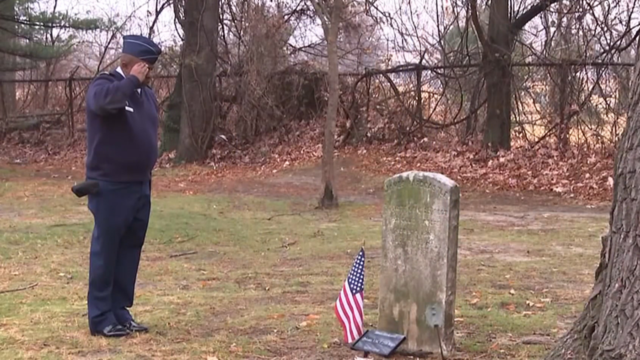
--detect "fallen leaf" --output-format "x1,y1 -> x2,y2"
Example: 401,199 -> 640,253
469,298 -> 480,305
270,313 -> 285,319
206,357 -> 219,360
509,289 -> 516,295
504,303 -> 516,311
306,314 -> 321,320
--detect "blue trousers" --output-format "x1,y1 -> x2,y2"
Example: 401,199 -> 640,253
86,179 -> 151,332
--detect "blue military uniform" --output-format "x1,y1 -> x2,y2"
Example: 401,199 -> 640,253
84,35 -> 162,337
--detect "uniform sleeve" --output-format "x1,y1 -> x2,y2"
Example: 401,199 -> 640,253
86,74 -> 141,116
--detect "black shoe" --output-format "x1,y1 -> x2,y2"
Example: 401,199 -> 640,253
90,324 -> 131,337
124,320 -> 148,333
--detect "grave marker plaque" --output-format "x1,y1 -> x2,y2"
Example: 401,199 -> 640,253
350,329 -> 406,357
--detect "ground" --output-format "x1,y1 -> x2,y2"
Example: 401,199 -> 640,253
0,157 -> 609,360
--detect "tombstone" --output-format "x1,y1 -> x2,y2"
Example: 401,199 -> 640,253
377,171 -> 460,357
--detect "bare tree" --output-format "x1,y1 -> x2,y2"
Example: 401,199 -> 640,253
177,0 -> 220,162
310,0 -> 344,209
469,0 -> 560,151
545,42 -> 640,359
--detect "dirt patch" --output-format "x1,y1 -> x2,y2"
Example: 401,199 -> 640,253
3,155 -> 611,220
203,157 -> 383,204
459,241 -> 540,262
204,157 -> 610,221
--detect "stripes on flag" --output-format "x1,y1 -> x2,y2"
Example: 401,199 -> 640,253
334,247 -> 365,344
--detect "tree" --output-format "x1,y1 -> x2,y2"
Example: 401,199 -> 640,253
544,49 -> 640,360
469,0 -> 560,152
176,0 -> 220,162
310,0 -> 343,209
0,0 -> 102,121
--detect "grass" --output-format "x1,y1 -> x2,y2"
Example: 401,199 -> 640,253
0,171 -> 608,359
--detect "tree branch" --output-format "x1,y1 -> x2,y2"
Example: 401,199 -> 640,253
0,282 -> 38,294
309,0 -> 329,34
511,0 -> 561,32
468,0 -> 490,54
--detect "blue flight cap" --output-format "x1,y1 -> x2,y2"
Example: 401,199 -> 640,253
122,35 -> 162,65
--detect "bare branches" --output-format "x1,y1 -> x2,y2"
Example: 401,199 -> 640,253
148,0 -> 173,38
511,0 -> 562,33
468,0 -> 490,56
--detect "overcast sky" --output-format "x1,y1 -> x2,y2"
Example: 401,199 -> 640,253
52,0 -> 180,44
47,0 -> 442,64
43,0 -> 628,66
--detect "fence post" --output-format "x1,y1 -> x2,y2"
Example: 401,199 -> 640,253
67,67 -> 79,141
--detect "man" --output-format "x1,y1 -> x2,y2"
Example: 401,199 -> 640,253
84,34 -> 162,337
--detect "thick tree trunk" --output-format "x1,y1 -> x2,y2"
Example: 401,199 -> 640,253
318,2 -> 341,209
545,61 -> 640,360
482,0 -> 511,151
160,67 -> 182,155
176,0 -> 219,163
553,64 -> 571,151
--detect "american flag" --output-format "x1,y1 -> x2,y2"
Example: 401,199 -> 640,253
334,247 -> 365,344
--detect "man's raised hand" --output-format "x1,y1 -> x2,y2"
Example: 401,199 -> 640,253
130,62 -> 149,83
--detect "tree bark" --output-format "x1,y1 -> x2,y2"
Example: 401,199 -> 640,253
545,60 -> 640,360
176,0 -> 219,163
482,0 -> 511,151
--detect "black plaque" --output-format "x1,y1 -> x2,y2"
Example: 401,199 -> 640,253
350,329 -> 406,357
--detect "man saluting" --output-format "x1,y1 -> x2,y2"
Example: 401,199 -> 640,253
84,34 -> 162,337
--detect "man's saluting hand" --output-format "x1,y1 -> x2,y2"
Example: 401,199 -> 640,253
130,62 -> 149,83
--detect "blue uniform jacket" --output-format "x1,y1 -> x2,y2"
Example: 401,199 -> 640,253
85,69 -> 159,182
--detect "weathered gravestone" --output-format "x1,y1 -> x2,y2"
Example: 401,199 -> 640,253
377,171 -> 460,356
